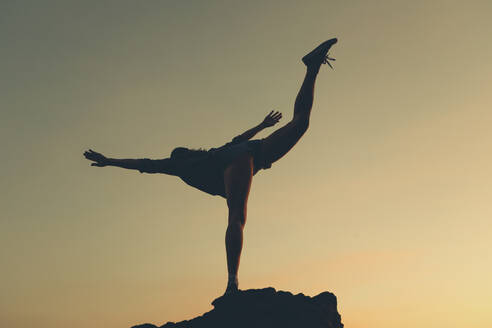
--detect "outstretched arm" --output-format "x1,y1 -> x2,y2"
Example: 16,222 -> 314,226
83,149 -> 180,175
233,110 -> 282,142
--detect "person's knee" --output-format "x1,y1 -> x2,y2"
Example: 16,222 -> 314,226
228,209 -> 246,227
293,116 -> 309,136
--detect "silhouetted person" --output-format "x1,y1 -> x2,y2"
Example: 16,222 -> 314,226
84,38 -> 338,296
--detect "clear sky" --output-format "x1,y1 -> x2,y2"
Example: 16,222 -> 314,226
1,1 -> 492,327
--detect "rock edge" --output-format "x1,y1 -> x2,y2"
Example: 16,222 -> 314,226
132,287 -> 343,328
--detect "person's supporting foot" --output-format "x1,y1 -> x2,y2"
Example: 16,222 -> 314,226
302,38 -> 338,70
223,280 -> 239,296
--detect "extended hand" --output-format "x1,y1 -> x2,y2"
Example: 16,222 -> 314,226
262,110 -> 282,127
84,149 -> 108,167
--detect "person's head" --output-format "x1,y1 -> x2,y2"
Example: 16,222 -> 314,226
170,147 -> 207,160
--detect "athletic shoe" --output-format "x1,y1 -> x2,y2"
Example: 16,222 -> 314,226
302,38 -> 338,69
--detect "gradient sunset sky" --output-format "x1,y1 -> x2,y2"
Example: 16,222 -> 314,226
2,1 -> 492,327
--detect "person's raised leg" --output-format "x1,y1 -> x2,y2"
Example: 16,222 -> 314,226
261,38 -> 337,165
223,153 -> 254,295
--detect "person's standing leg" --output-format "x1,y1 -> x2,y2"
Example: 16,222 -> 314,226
223,153 -> 254,295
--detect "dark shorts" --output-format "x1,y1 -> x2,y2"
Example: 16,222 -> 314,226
212,139 -> 272,174
178,139 -> 272,198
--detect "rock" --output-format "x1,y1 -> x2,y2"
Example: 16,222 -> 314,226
132,287 -> 343,328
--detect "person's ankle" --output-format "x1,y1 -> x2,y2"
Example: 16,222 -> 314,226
228,273 -> 238,286
307,65 -> 320,75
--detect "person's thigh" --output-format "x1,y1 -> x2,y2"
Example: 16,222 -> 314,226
260,117 -> 309,165
224,154 -> 254,224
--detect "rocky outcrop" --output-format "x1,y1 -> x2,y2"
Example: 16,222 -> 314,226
132,287 -> 343,328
